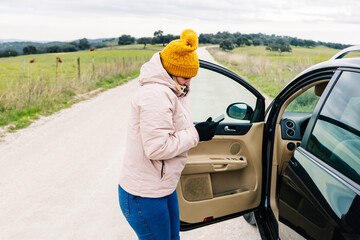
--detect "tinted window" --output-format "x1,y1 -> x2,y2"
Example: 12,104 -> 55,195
307,71 -> 360,185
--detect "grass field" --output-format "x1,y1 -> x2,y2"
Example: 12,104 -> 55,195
0,48 -> 157,86
207,45 -> 346,98
0,48 -> 158,131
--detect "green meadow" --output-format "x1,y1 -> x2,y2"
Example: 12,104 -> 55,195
0,48 -> 158,130
208,45 -> 351,98
0,48 -> 156,86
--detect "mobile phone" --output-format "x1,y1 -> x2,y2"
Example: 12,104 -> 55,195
211,114 -> 225,125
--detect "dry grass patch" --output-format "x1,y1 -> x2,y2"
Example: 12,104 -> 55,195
207,46 -> 335,97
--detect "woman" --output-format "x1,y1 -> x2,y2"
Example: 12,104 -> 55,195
118,29 -> 219,240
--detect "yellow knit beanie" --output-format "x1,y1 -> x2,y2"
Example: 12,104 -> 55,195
160,29 -> 199,78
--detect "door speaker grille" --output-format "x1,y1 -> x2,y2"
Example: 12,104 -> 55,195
180,174 -> 213,201
230,143 -> 241,155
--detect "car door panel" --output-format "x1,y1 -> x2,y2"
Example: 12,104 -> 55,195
277,70 -> 360,239
280,149 -> 359,240
177,122 -> 264,224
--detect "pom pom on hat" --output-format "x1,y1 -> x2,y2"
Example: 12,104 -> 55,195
160,29 -> 199,78
180,29 -> 198,51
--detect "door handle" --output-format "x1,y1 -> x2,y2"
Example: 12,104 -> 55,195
224,126 -> 236,132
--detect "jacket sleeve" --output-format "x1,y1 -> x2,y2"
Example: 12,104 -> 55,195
138,86 -> 199,160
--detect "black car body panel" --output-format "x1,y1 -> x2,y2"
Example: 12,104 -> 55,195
282,148 -> 360,240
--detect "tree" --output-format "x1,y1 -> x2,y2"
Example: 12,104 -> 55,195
220,40 -> 234,51
304,39 -> 316,48
236,37 -> 251,47
79,38 -> 90,50
252,39 -> 261,46
23,45 -> 37,54
245,39 -> 252,46
0,49 -> 18,58
215,31 -> 234,43
70,41 -> 79,48
137,37 -> 152,48
94,43 -> 107,49
199,34 -> 212,44
118,35 -> 135,45
153,30 -> 165,46
266,39 -> 292,55
290,38 -> 299,46
279,43 -> 292,53
163,34 -> 177,45
61,44 -> 78,52
46,45 -> 61,53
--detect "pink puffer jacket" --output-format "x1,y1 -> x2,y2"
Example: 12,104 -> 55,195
119,52 -> 199,198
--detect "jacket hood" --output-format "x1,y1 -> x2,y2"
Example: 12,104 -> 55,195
138,52 -> 181,95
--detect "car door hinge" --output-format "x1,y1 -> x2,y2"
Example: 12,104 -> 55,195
289,158 -> 298,168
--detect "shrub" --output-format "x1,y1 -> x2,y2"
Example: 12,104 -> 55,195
137,37 -> 152,48
23,45 -> 37,55
266,40 -> 292,55
79,38 -> 90,50
46,45 -> 61,53
61,44 -> 78,52
220,40 -> 234,51
0,49 -> 18,57
118,35 -> 135,45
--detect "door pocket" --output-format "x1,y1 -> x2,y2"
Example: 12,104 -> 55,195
180,169 -> 250,202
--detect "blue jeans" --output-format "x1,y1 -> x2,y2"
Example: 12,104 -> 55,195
118,185 -> 180,240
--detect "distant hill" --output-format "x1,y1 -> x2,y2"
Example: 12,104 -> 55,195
0,39 -> 26,43
0,41 -> 59,53
0,38 -> 117,53
0,32 -> 353,56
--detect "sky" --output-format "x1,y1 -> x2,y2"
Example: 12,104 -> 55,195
0,0 -> 359,45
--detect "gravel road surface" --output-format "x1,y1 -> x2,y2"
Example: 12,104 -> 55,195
0,47 -> 264,240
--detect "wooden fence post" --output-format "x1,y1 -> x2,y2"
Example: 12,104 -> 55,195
77,57 -> 81,80
92,56 -> 95,74
23,58 -> 25,85
56,59 -> 58,85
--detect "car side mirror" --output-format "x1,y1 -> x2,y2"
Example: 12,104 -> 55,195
226,103 -> 254,121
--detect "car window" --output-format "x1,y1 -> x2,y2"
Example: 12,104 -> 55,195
190,67 -> 257,123
285,86 -> 321,113
307,71 -> 360,185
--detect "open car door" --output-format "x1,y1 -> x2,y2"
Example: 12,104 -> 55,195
177,60 -> 266,230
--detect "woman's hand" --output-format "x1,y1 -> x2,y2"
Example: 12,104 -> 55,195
195,117 -> 219,141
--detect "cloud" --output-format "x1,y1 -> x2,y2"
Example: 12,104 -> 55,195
0,0 -> 359,44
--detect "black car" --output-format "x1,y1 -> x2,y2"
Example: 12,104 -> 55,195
176,45 -> 360,240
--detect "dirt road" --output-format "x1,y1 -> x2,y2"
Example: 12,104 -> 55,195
0,47 -> 261,240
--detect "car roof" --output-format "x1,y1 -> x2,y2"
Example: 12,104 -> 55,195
306,57 -> 360,72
